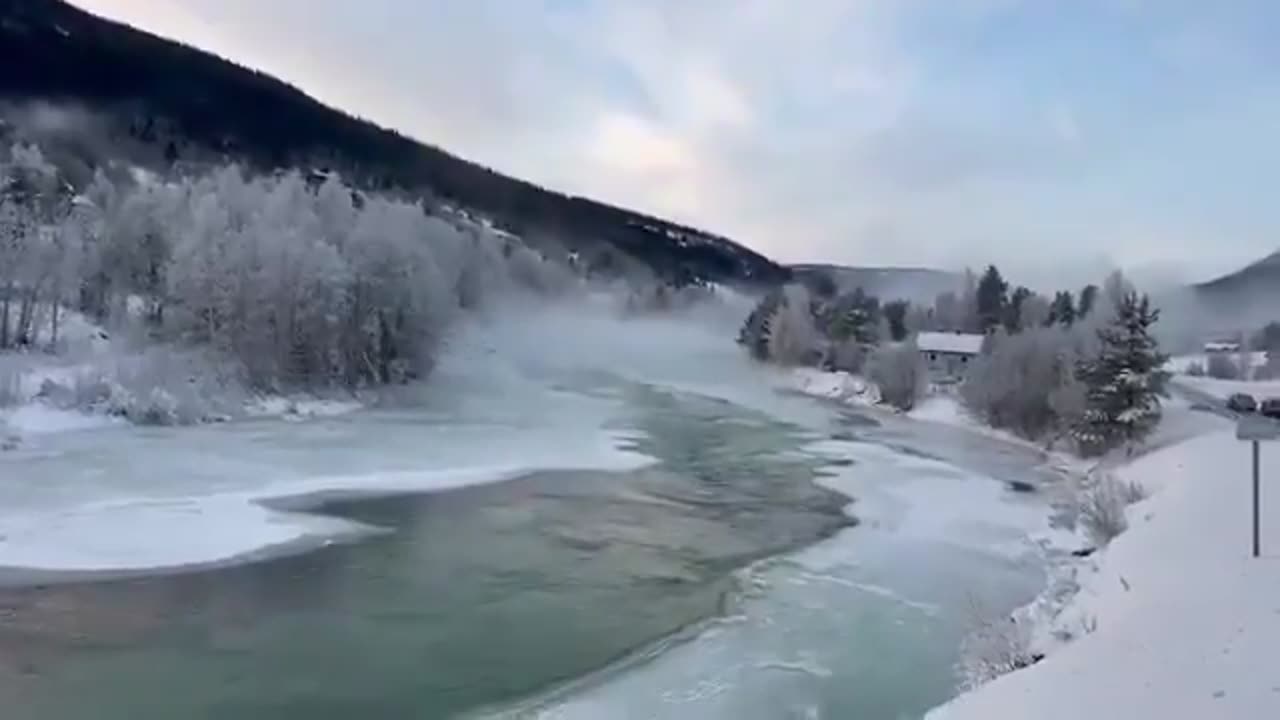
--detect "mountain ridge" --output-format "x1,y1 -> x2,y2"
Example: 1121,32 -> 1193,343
0,0 -> 789,286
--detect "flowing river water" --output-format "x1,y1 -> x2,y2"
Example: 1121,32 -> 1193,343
0,304 -> 1065,719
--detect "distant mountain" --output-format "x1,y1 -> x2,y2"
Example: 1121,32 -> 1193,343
0,0 -> 789,286
1191,250 -> 1280,323
790,264 -> 963,304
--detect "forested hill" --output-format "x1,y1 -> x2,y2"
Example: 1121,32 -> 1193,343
0,0 -> 789,286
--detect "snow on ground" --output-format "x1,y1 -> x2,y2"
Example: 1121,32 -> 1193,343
245,395 -> 364,420
929,429 -> 1280,720
784,367 -> 880,406
1,402 -> 123,436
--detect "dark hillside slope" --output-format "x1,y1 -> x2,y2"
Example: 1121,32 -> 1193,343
1192,250 -> 1280,325
0,0 -> 788,285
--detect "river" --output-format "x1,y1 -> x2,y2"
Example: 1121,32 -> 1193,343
0,301 -> 1064,719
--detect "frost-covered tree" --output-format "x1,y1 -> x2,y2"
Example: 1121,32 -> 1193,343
766,284 -> 823,366
867,340 -> 926,411
1075,292 -> 1169,455
961,327 -> 1084,440
0,149 -> 576,391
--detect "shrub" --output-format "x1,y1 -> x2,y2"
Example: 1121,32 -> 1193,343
1079,472 -> 1145,546
766,284 -> 823,366
1185,361 -> 1206,377
961,327 -> 1083,440
867,340 -> 926,411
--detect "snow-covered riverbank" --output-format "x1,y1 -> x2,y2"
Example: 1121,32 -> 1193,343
787,366 -> 1280,718
929,427 -> 1280,719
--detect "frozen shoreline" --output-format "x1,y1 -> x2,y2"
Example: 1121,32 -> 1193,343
786,366 -> 1280,718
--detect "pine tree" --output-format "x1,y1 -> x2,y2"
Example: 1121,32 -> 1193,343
1077,284 -> 1099,320
883,300 -> 911,342
976,265 -> 1008,332
1074,292 -> 1169,455
738,289 -> 784,361
1046,291 -> 1076,327
1004,286 -> 1032,333
827,287 -> 880,346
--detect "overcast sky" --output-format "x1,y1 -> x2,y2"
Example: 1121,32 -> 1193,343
71,0 -> 1280,283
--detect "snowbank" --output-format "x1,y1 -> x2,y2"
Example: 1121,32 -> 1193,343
245,395 -> 364,421
1,402 -> 122,436
784,367 -> 880,406
928,429 -> 1280,720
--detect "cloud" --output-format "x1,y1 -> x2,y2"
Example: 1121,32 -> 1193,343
68,0 -> 1280,281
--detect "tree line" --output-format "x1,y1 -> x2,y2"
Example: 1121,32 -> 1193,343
0,143 -> 572,391
738,264 -> 1168,456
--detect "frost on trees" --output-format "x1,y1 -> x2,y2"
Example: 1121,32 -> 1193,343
0,144 -> 574,390
1074,292 -> 1169,455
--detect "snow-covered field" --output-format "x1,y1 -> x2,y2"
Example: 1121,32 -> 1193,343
929,428 -> 1280,719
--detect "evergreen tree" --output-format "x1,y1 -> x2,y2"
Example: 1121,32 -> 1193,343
1074,292 -> 1169,455
1004,286 -> 1032,333
827,287 -> 881,345
1077,284 -> 1099,320
976,265 -> 1008,332
1046,291 -> 1076,327
737,289 -> 784,361
883,300 -> 911,342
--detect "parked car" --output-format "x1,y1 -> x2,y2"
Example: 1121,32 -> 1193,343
1228,393 -> 1258,413
1260,398 -> 1280,419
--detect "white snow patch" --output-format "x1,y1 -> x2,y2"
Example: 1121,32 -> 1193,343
245,395 -> 364,420
784,367 -> 880,406
928,429 -> 1280,720
1,402 -> 122,436
0,437 -> 651,572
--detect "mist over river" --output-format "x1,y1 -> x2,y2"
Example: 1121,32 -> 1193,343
0,299 -> 1061,719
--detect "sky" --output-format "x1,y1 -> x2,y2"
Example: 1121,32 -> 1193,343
70,0 -> 1280,285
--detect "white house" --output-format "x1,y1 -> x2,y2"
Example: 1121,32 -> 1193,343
916,331 -> 985,382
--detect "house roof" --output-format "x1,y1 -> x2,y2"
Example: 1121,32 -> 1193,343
916,331 -> 984,355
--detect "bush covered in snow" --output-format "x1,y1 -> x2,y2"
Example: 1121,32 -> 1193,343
1078,471 -> 1147,546
961,327 -> 1089,441
867,340 -> 926,411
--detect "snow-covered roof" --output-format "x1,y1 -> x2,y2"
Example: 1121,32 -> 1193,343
916,331 -> 984,355
1204,342 -> 1240,352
